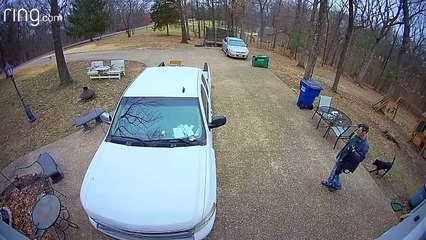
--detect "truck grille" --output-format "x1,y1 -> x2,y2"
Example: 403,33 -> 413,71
94,219 -> 195,239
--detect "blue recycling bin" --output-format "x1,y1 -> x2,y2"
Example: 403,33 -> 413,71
297,78 -> 323,109
409,184 -> 426,209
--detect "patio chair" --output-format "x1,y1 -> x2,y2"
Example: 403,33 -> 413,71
14,152 -> 64,184
312,95 -> 332,128
87,61 -> 104,76
108,59 -> 125,76
324,125 -> 358,149
90,60 -> 104,68
312,95 -> 332,119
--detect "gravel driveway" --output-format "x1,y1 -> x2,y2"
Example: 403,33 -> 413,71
4,48 -> 397,239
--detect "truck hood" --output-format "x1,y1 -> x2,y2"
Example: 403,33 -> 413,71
80,142 -> 208,232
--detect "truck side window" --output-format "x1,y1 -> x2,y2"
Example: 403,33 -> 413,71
201,74 -> 209,95
200,86 -> 209,122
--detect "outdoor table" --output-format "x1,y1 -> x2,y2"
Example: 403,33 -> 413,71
317,106 -> 352,131
93,66 -> 110,71
31,194 -> 61,230
93,66 -> 110,74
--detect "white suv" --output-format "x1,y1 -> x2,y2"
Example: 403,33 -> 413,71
80,63 -> 226,240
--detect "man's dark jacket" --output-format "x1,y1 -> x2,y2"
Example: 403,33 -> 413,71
337,136 -> 369,173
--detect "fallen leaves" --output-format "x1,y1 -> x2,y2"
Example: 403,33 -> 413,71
1,174 -> 54,239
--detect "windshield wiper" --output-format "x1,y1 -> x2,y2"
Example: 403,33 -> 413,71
107,135 -> 150,146
160,137 -> 200,146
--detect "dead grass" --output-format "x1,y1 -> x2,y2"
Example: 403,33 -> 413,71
0,60 -> 145,169
64,28 -> 204,54
251,47 -> 426,211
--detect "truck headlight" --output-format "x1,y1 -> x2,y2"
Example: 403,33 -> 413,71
194,203 -> 216,231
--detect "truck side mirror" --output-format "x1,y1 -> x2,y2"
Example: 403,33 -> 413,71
100,112 -> 112,124
208,116 -> 227,129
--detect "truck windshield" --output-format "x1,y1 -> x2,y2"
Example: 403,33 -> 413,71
109,97 -> 206,142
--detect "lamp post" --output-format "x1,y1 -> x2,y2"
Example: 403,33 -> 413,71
4,62 -> 37,122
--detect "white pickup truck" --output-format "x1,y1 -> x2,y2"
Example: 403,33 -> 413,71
80,62 -> 226,240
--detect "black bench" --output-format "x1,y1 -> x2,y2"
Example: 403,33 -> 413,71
75,108 -> 105,131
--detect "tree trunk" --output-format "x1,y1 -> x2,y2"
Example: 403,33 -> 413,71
298,0 -> 318,68
321,6 -> 331,67
202,18 -> 206,38
355,40 -> 379,84
290,0 -> 303,58
385,0 -> 410,99
167,25 -> 170,36
273,30 -> 278,50
184,0 -> 190,40
303,0 -> 328,79
259,7 -> 265,48
325,7 -> 344,66
50,0 -> 73,85
271,0 -> 283,51
210,0 -> 216,45
177,0 -> 189,43
329,39 -> 341,66
196,1 -> 201,38
331,0 -> 354,92
192,18 -> 195,37
380,28 -> 399,77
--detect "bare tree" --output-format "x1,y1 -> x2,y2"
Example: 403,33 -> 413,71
184,0 -> 190,40
176,0 -> 189,43
206,0 -> 217,44
303,0 -> 328,79
253,0 -> 269,47
354,0 -> 402,85
270,0 -> 286,50
322,1 -> 346,67
384,0 -> 425,99
289,0 -> 302,58
49,0 -> 73,85
225,0 -> 236,35
331,0 -> 354,92
297,0 -> 318,68
236,0 -> 249,39
112,0 -> 149,37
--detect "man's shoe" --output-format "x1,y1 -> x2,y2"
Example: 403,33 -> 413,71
321,181 -> 332,188
328,185 -> 342,192
322,181 -> 340,192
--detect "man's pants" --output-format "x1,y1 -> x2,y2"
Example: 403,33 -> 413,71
326,157 -> 344,190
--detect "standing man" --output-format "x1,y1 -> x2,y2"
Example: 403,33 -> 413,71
321,124 -> 370,192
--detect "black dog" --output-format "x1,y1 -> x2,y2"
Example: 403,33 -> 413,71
369,156 -> 396,177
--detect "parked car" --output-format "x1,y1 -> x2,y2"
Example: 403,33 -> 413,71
222,37 -> 249,59
80,63 -> 226,240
